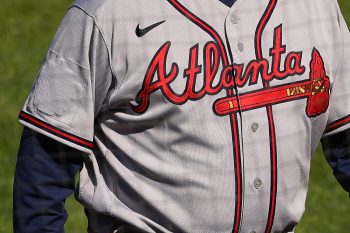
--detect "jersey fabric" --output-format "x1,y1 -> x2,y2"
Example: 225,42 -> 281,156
18,0 -> 350,232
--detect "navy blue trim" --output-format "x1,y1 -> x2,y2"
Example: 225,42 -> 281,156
19,111 -> 94,149
325,114 -> 350,133
218,0 -> 236,7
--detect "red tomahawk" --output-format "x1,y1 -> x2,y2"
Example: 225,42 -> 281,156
214,48 -> 330,118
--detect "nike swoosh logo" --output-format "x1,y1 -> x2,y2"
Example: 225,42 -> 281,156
136,20 -> 166,37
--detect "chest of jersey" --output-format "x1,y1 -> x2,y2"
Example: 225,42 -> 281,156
91,0 -> 338,232
107,0 -> 333,120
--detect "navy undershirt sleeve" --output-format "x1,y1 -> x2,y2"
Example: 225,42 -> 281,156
321,128 -> 350,194
13,127 -> 84,233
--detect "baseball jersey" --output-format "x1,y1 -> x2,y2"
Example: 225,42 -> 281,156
18,0 -> 350,232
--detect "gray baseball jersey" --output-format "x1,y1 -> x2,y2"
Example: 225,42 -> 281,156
18,0 -> 350,232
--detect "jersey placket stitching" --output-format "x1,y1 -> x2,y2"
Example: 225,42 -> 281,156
166,1 -> 243,232
254,1 -> 279,232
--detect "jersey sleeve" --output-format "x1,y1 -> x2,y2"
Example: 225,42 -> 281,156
323,5 -> 350,136
18,6 -> 113,154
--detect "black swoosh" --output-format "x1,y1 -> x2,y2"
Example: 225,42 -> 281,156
136,20 -> 166,37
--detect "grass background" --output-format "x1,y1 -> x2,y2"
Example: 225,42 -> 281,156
0,0 -> 349,232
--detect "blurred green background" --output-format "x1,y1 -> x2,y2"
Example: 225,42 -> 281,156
0,1 -> 349,232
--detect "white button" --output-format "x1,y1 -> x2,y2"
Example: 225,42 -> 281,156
254,178 -> 262,189
251,123 -> 259,132
230,14 -> 240,24
238,42 -> 244,52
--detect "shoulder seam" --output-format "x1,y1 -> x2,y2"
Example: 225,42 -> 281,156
68,5 -> 117,92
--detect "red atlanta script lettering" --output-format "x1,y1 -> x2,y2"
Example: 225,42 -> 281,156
132,25 -> 306,113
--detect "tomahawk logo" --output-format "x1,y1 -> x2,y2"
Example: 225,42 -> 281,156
131,25 -> 330,117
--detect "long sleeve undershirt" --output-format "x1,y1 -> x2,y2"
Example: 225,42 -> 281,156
13,127 -> 83,233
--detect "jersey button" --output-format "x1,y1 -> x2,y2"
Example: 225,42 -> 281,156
251,123 -> 259,132
254,178 -> 263,189
230,14 -> 240,24
238,42 -> 244,52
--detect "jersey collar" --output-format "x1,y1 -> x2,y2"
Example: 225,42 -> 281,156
218,0 -> 236,7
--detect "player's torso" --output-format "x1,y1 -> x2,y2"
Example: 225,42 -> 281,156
77,0 -> 339,232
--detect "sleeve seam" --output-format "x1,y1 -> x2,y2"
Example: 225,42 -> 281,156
70,5 -> 118,110
49,48 -> 91,71
70,5 -> 117,83
91,19 -> 118,100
